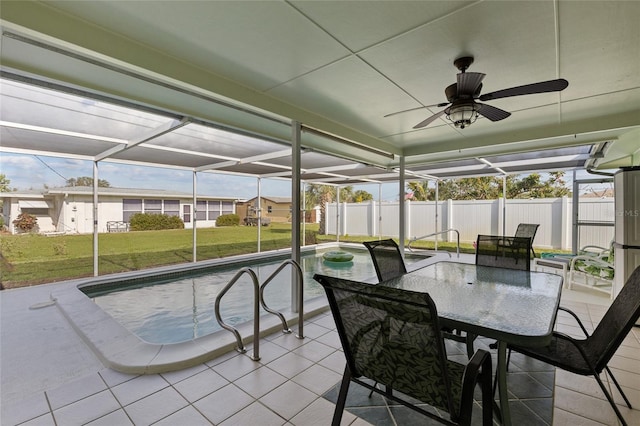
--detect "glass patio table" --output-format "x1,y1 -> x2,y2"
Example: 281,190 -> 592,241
378,261 -> 563,426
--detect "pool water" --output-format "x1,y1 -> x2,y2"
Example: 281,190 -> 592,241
84,247 -> 426,344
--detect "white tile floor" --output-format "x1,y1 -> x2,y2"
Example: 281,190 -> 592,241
2,269 -> 639,425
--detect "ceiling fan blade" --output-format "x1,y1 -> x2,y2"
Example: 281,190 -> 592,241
457,72 -> 485,96
413,109 -> 447,129
477,103 -> 511,122
479,78 -> 569,101
384,102 -> 449,118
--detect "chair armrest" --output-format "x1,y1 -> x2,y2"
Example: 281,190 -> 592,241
580,245 -> 608,254
570,254 -> 614,269
558,306 -> 591,338
459,349 -> 492,418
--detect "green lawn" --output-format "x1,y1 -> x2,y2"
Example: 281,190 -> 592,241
0,224 -> 329,288
4,224 -> 557,289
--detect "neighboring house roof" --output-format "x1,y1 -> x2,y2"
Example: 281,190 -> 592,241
42,186 -> 239,200
581,188 -> 614,198
0,190 -> 46,199
240,196 -> 292,204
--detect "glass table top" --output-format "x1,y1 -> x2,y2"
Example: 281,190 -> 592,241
379,261 -> 563,346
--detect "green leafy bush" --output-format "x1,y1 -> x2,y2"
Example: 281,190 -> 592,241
129,213 -> 184,231
12,213 -> 38,233
216,214 -> 240,226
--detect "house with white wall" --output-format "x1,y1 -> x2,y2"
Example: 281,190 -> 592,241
1,186 -> 238,234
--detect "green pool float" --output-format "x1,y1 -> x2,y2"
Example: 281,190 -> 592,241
322,251 -> 354,263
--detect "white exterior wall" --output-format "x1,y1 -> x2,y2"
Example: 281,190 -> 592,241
2,192 -> 234,234
5,198 -> 56,233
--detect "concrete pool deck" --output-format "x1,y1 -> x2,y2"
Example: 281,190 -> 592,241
2,253 -> 639,425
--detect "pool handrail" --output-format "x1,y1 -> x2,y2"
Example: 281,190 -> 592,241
214,267 -> 260,361
259,259 -> 305,339
407,229 -> 460,258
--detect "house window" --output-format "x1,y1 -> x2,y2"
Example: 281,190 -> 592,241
183,205 -> 191,223
267,205 -> 273,213
208,201 -> 221,220
123,199 -> 142,222
222,201 -> 234,214
144,199 -> 162,214
196,200 -> 207,220
164,200 -> 180,216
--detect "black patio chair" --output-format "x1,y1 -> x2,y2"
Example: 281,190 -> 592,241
362,239 -> 407,281
508,265 -> 640,426
477,234 -> 532,353
476,234 -> 532,271
314,273 -> 493,426
501,223 -> 539,258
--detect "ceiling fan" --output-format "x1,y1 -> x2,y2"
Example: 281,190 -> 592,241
387,56 -> 568,130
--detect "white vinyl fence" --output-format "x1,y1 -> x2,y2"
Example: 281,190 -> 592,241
326,197 -> 614,250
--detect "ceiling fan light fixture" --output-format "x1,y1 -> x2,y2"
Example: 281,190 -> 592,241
447,102 -> 479,129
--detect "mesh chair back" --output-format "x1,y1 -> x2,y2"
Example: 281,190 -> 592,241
314,274 -> 456,416
514,223 -> 539,257
589,265 -> 640,372
514,223 -> 540,240
363,239 -> 407,282
475,235 -> 531,270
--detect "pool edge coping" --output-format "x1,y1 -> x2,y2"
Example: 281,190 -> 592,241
53,285 -> 330,374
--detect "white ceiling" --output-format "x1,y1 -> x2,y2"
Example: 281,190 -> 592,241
1,0 -> 639,182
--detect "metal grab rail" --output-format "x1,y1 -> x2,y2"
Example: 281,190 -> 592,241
407,228 -> 460,258
214,267 -> 260,361
259,259 -> 305,339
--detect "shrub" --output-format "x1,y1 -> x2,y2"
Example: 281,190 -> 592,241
129,213 -> 184,231
13,213 -> 38,233
216,214 -> 240,226
304,229 -> 318,245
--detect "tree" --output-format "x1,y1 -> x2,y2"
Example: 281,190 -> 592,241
407,172 -> 570,201
406,181 -> 430,201
305,184 -> 335,234
304,184 -> 374,234
0,174 -> 14,192
352,190 -> 373,202
65,177 -> 111,187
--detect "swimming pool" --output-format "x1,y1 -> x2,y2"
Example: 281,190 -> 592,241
81,246 -> 428,344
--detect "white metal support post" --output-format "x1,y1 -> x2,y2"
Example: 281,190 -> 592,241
192,172 -> 197,262
257,177 -> 262,253
435,180 -> 439,251
502,175 -> 507,236
291,121 -> 301,313
399,156 -> 406,254
93,161 -> 99,276
302,182 -> 306,246
336,185 -> 340,242
378,183 -> 382,238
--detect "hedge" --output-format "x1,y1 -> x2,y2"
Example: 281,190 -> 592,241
216,213 -> 240,226
129,213 -> 185,231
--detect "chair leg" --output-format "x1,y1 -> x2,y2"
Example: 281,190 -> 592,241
333,366 -> 352,426
593,370 -> 629,426
481,367 -> 493,426
466,333 -> 476,358
605,366 -> 633,408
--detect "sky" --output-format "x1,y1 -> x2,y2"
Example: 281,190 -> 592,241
0,152 -> 614,201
